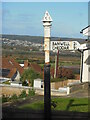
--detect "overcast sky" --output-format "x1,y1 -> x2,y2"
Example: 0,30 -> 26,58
2,2 -> 88,38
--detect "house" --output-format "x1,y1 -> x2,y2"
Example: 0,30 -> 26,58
80,25 -> 90,37
29,63 -> 42,74
21,60 -> 42,74
80,25 -> 90,82
0,57 -> 24,83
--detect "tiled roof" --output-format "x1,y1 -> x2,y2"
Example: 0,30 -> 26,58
7,68 -> 17,78
29,63 -> 42,73
1,57 -> 24,76
2,57 -> 14,69
8,58 -> 24,74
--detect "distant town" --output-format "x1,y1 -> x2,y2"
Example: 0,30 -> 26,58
1,34 -> 86,53
2,37 -> 44,52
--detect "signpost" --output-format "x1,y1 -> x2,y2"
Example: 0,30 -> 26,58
51,41 -> 80,52
51,41 -> 81,79
42,11 -> 52,120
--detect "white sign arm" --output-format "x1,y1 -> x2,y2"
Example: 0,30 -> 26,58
50,41 -> 80,52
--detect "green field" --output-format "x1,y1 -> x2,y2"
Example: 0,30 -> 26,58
19,98 -> 88,112
39,61 -> 80,68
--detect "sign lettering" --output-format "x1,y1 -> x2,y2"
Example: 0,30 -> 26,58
51,41 -> 80,52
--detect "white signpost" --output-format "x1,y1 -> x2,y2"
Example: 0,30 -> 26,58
51,41 -> 80,52
42,11 -> 52,119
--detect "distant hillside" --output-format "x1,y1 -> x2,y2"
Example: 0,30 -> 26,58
2,34 -> 85,44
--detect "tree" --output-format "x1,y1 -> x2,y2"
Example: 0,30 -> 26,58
21,68 -> 41,86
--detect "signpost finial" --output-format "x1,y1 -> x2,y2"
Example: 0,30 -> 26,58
42,11 -> 53,22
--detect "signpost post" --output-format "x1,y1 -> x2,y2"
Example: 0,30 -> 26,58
42,11 -> 52,120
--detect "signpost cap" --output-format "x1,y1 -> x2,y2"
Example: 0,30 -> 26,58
42,11 -> 53,22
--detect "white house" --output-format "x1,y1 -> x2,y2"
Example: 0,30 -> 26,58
80,25 -> 90,37
80,25 -> 90,83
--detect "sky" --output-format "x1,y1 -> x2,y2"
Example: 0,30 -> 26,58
2,2 -> 88,38
1,0 -> 89,2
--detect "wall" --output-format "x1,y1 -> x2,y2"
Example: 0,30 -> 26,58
0,84 -> 67,97
35,88 -> 67,96
1,85 -> 32,96
15,71 -> 21,81
1,82 -> 89,97
82,49 -> 90,82
51,80 -> 79,89
69,82 -> 89,93
88,50 -> 90,82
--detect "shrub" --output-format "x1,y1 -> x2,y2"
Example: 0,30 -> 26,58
22,80 -> 28,86
10,94 -> 18,101
28,89 -> 35,96
19,90 -> 27,98
58,67 -> 75,79
2,95 -> 9,103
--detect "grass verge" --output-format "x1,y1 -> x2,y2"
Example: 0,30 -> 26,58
19,98 -> 88,112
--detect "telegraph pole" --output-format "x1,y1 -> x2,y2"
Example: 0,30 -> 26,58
54,50 -> 59,78
42,11 -> 52,120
